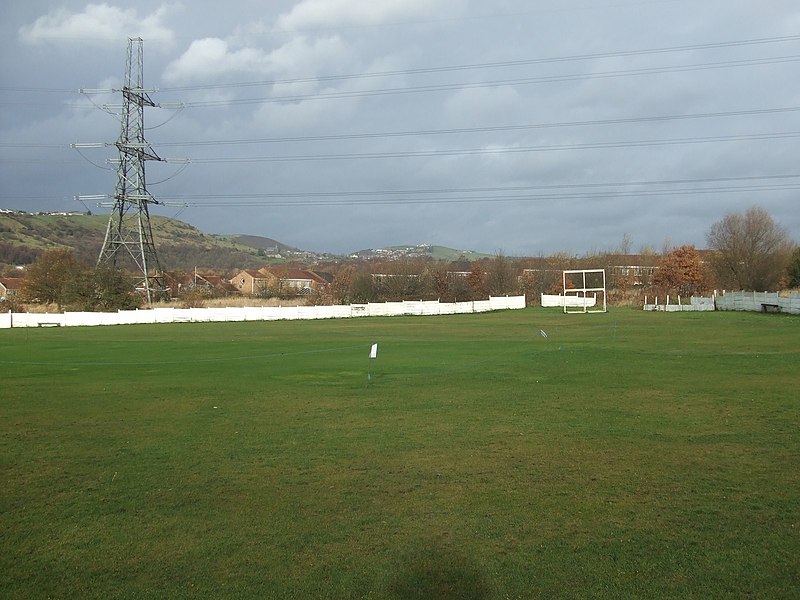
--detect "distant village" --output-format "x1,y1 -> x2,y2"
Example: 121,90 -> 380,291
0,209 -> 684,308
3,207 -> 797,310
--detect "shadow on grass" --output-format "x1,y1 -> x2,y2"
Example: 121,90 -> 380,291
386,541 -> 492,600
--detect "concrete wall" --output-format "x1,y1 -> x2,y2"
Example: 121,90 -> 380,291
714,291 -> 800,314
644,292 -> 800,314
0,296 -> 526,329
643,296 -> 715,312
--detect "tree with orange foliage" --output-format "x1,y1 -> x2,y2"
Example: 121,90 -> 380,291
466,263 -> 486,300
654,245 -> 708,296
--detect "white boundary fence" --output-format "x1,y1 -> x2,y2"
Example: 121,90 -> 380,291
541,294 -> 598,308
715,291 -> 800,314
644,291 -> 799,314
0,296 -> 526,329
643,295 -> 715,312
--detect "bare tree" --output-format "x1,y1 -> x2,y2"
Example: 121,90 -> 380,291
329,265 -> 356,304
706,206 -> 793,291
786,246 -> 800,288
484,253 -> 517,296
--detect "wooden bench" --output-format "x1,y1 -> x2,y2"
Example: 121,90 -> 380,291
761,303 -> 780,313
37,322 -> 62,327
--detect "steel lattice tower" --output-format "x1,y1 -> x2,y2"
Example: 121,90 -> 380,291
97,37 -> 164,303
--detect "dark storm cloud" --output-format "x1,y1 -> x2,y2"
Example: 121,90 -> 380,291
2,0 -> 799,255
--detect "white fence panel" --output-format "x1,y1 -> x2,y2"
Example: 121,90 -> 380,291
645,295 -> 716,312
690,297 -> 715,307
714,291 -> 799,314
453,301 -> 474,314
1,295 -> 527,329
259,307 -> 280,320
400,301 -> 424,316
117,309 -> 150,325
438,303 -> 457,315
171,309 -> 192,323
645,292 -> 799,314
421,301 -> 442,316
350,304 -> 368,317
472,300 -> 493,313
152,308 -> 176,323
331,305 -> 352,319
25,313 -> 66,327
541,294 -> 597,308
297,306 -> 325,320
214,307 -> 240,321
64,312 -> 115,326
366,303 -> 390,317
490,295 -> 526,310
240,307 -> 257,321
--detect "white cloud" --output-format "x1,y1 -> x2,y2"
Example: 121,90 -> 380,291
164,38 -> 263,81
19,3 -> 176,45
276,0 -> 466,30
163,35 -> 350,83
265,35 -> 351,78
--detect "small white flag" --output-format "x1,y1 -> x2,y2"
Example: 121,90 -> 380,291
540,329 -> 548,340
369,343 -> 378,359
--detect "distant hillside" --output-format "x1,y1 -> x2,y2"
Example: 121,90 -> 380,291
0,212 -> 491,271
351,244 -> 491,261
0,212 -> 274,270
221,234 -> 296,254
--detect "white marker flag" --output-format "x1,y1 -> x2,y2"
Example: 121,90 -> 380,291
369,343 -> 378,359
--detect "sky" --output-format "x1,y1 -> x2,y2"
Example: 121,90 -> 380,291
2,0 -> 799,256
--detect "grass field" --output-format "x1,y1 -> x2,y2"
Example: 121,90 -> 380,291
1,308 -> 798,599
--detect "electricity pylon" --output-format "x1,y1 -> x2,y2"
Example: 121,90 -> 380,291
96,37 -> 165,303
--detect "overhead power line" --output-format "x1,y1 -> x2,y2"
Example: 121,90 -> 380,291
158,34 -> 800,92
154,173 -> 800,197
85,173 -> 799,208
3,105 -> 799,151
151,183 -> 800,208
173,55 -> 800,108
8,174 -> 799,207
1,33 -> 798,96
183,130 -> 800,164
154,106 -> 800,147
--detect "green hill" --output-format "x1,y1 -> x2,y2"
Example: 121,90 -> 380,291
222,234 -> 297,254
0,212 -> 271,270
0,212 -> 491,271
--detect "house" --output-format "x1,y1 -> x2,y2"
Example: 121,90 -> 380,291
230,267 -> 332,296
0,277 -> 24,300
262,268 -> 332,295
196,274 -> 238,296
608,265 -> 658,287
164,272 -> 238,298
230,269 -> 274,296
